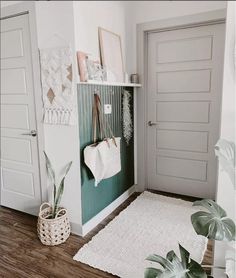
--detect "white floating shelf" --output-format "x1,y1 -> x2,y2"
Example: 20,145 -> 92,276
77,80 -> 141,88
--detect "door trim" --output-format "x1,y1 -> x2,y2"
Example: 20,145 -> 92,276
136,9 -> 226,192
1,2 -> 47,203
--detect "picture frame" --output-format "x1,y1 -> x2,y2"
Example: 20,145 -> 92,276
86,58 -> 106,82
77,51 -> 89,82
77,51 -> 106,82
98,27 -> 124,82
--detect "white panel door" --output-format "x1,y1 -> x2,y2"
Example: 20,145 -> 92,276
0,14 -> 42,215
147,23 -> 225,199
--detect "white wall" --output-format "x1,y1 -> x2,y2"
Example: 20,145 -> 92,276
73,1 -> 127,74
125,0 -> 227,73
35,1 -> 82,232
214,2 -> 236,276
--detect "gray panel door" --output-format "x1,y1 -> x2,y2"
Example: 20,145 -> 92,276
147,23 -> 225,198
0,14 -> 42,215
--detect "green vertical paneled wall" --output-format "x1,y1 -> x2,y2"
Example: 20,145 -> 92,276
77,84 -> 134,224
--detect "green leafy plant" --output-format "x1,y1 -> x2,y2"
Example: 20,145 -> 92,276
44,151 -> 72,218
191,199 -> 235,241
145,244 -> 207,278
145,139 -> 236,277
145,201 -> 235,278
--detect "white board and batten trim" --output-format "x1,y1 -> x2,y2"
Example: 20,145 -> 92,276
78,185 -> 136,236
136,9 -> 226,193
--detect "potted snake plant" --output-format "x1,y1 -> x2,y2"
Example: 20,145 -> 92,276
37,152 -> 72,246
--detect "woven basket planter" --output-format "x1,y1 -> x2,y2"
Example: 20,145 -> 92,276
37,202 -> 71,246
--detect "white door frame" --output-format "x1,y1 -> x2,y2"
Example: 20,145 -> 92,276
1,2 -> 47,203
136,9 -> 226,192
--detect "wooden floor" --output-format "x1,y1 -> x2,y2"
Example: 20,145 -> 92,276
0,192 -> 213,278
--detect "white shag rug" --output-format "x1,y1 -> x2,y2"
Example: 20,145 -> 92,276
73,191 -> 207,278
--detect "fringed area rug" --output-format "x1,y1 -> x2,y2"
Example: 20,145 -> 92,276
73,191 -> 207,278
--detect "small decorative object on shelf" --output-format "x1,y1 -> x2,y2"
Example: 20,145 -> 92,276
106,69 -> 116,82
122,90 -> 133,145
37,152 -> 72,246
124,72 -> 129,83
86,58 -> 106,82
130,73 -> 139,84
77,51 -> 89,82
77,51 -> 106,82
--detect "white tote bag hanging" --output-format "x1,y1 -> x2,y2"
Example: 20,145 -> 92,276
84,94 -> 121,186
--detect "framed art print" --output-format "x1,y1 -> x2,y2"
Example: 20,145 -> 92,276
99,27 -> 124,82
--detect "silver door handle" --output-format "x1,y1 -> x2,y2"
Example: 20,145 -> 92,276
22,130 -> 37,137
148,121 -> 157,126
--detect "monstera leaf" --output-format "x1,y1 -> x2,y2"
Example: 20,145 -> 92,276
191,199 -> 235,241
145,244 -> 206,278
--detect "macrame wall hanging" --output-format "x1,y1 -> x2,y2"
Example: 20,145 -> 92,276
122,90 -> 133,145
40,46 -> 75,125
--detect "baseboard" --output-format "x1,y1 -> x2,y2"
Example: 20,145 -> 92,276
71,221 -> 83,236
82,185 -> 136,236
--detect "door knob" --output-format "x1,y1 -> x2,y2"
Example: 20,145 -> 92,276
148,121 -> 157,126
22,130 -> 37,137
